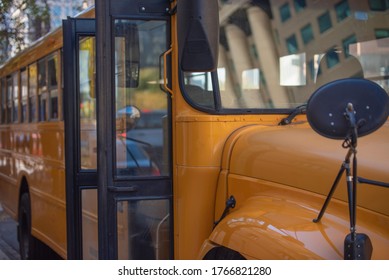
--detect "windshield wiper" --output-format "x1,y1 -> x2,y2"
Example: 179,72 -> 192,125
278,104 -> 307,125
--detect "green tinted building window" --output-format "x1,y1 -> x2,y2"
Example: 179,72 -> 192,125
375,29 -> 389,39
318,11 -> 332,33
280,3 -> 291,22
286,34 -> 298,54
335,0 -> 351,22
342,34 -> 357,57
294,0 -> 306,13
301,24 -> 314,45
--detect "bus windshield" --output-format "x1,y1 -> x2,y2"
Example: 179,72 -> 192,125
182,0 -> 389,112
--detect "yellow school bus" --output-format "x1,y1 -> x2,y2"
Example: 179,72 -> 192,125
0,0 -> 388,260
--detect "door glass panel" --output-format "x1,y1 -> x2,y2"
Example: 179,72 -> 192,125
82,189 -> 98,259
117,199 -> 171,260
79,36 -> 97,170
114,20 -> 169,177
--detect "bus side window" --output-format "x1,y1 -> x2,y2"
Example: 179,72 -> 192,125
21,69 -> 28,123
38,58 -> 47,122
6,76 -> 12,123
29,63 -> 38,122
48,53 -> 59,120
12,72 -> 19,123
1,78 -> 5,124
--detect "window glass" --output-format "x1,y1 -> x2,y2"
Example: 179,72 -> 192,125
1,79 -> 6,124
181,1 -> 389,111
301,24 -> 314,45
29,63 -> 38,122
279,3 -> 291,22
79,36 -> 97,170
12,73 -> 18,123
21,70 -> 28,122
38,59 -> 47,121
369,0 -> 388,11
117,199 -> 171,260
114,20 -> 170,177
294,0 -> 306,12
318,11 -> 332,33
82,189 -> 98,259
6,77 -> 12,123
48,54 -> 59,119
342,34 -> 357,57
335,0 -> 351,22
375,29 -> 389,39
286,34 -> 299,54
325,48 -> 340,69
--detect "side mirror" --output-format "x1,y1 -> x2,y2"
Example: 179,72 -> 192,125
115,21 -> 140,88
116,106 -> 141,131
308,78 -> 389,260
177,0 -> 219,72
306,78 -> 389,139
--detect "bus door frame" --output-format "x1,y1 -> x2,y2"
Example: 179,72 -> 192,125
64,0 -> 173,260
63,18 -> 97,259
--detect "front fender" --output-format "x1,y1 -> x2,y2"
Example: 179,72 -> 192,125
207,184 -> 389,259
208,192 -> 348,259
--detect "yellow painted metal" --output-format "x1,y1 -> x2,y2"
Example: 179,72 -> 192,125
198,122 -> 389,259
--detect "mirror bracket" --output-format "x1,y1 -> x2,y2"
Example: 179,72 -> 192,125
307,78 -> 389,260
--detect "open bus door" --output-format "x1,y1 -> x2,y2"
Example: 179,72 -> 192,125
63,0 -> 173,259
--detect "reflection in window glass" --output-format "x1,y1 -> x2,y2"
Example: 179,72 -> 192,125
375,29 -> 389,39
183,72 -> 215,108
335,0 -> 351,22
280,54 -> 306,86
12,73 -> 18,123
82,189 -> 98,259
1,79 -> 6,124
38,59 -> 47,121
117,199 -> 171,260
182,1 -> 389,111
318,11 -> 332,33
369,0 -> 388,11
21,70 -> 28,123
294,0 -> 306,12
29,64 -> 38,122
326,49 -> 340,69
79,37 -> 97,170
279,3 -> 291,22
6,77 -> 12,123
342,34 -> 357,57
301,24 -> 314,45
286,34 -> 299,54
48,55 -> 59,119
38,59 -> 47,92
114,20 -> 170,177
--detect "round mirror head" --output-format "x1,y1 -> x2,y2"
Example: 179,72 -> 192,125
306,78 -> 389,139
116,105 -> 141,131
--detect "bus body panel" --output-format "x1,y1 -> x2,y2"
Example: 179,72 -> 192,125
173,113 -> 283,259
205,188 -> 389,259
202,121 -> 389,259
223,122 -> 389,215
17,122 -> 66,258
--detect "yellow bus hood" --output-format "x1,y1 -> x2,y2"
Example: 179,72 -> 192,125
208,121 -> 389,259
224,121 -> 389,216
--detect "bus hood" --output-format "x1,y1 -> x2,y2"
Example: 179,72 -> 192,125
208,121 -> 389,259
222,121 -> 389,216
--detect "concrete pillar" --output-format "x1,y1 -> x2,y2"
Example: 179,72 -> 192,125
225,23 -> 263,107
247,6 -> 289,107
